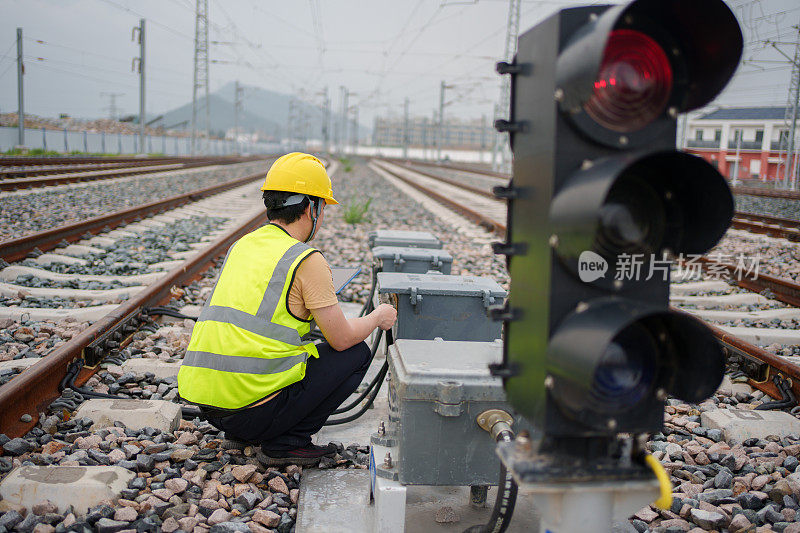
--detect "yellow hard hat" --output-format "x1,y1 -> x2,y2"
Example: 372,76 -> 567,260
260,152 -> 338,205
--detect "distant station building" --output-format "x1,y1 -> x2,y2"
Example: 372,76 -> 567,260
372,116 -> 494,150
685,106 -> 798,181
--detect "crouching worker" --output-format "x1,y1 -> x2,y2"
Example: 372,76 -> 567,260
178,153 -> 397,465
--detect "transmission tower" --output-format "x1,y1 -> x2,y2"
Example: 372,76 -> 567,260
777,24 -> 800,190
101,92 -> 125,121
492,0 -> 521,172
191,0 -> 210,155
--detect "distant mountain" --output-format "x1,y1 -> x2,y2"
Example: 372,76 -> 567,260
158,83 -> 370,141
157,93 -> 281,138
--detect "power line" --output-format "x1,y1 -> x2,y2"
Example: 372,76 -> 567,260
95,0 -> 194,40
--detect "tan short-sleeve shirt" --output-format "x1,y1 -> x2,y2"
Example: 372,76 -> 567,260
287,251 -> 339,320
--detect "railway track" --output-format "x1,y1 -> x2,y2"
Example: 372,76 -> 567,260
0,157 -> 326,436
0,155 -> 265,191
375,157 -> 800,410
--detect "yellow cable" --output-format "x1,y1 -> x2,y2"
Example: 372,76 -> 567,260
644,453 -> 673,510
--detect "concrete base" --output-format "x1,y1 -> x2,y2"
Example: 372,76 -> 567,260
670,281 -> 732,294
0,358 -> 42,372
683,307 -> 800,323
0,304 -> 119,322
74,398 -> 181,432
34,253 -> 88,266
701,408 -> 800,444
121,359 -> 181,379
0,265 -> 164,285
670,293 -> 771,307
296,469 -> 540,533
717,325 -> 800,345
0,281 -> 144,302
296,470 -> 373,532
0,465 -> 135,516
57,244 -> 106,257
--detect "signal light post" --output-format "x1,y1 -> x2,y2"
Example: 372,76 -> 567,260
491,0 -> 743,530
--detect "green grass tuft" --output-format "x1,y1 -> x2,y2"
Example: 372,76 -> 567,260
343,197 -> 372,224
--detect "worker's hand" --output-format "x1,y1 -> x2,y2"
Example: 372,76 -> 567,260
374,303 -> 397,331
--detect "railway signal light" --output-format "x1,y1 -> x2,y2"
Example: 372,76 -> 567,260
495,0 -> 742,450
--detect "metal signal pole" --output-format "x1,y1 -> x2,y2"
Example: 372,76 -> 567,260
492,0 -> 521,171
192,0 -> 210,155
403,97 -> 410,159
16,28 -> 24,148
131,19 -> 146,153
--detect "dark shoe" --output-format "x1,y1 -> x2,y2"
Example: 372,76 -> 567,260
221,438 -> 252,451
257,443 -> 337,466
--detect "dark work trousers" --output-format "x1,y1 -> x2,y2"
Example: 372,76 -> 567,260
205,341 -> 371,451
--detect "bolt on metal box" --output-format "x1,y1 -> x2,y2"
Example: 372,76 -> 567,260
373,338 -> 528,486
368,230 -> 442,249
377,272 -> 505,341
371,246 -> 453,275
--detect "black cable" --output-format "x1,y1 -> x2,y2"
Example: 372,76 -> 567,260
358,268 -> 378,317
756,375 -> 797,411
463,430 -> 518,533
332,329 -> 384,414
143,306 -> 199,320
57,356 -> 199,416
324,360 -> 389,426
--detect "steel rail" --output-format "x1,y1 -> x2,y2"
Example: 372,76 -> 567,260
374,161 -> 507,236
0,171 -> 266,262
695,257 -> 800,309
0,156 -> 190,167
0,207 -> 268,437
731,213 -> 800,241
0,156 -> 265,191
386,160 -> 498,199
384,157 -> 510,179
671,306 -> 800,403
0,158 -> 326,438
732,186 -> 800,201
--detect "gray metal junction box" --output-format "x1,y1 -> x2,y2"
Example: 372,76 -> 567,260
371,246 -> 453,275
368,229 -> 442,249
374,338 -> 530,486
377,272 -> 505,341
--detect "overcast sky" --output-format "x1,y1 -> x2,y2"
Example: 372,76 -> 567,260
1,0 -> 798,126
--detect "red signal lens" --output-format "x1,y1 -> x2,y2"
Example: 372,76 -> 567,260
583,29 -> 673,133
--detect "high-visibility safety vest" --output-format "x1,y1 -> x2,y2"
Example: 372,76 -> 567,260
178,223 -> 320,410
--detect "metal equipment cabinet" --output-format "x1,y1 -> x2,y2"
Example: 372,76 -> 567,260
374,338 -> 527,486
368,230 -> 442,249
377,272 -> 505,341
371,246 -> 453,275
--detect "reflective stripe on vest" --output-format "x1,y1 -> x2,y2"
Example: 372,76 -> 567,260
177,224 -> 320,410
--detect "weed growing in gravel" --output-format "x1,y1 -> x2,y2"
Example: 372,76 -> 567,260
339,157 -> 354,172
343,197 -> 372,224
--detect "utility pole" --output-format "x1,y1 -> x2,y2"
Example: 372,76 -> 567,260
438,81 -> 449,161
16,28 -> 24,148
339,86 -> 349,154
233,80 -> 243,153
192,0 -> 210,155
777,22 -> 800,189
403,97 -> 410,159
732,129 -> 742,187
431,109 -> 438,161
132,19 -> 145,153
101,92 -> 125,120
351,105 -> 359,151
321,87 -> 330,153
492,0 -> 521,171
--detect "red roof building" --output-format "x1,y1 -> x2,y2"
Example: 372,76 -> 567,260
684,107 -> 796,182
